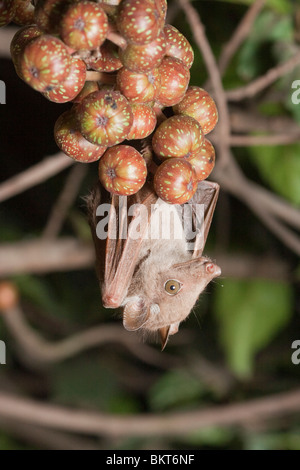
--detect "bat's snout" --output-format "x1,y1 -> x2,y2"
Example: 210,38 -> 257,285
205,262 -> 221,277
102,294 -> 120,309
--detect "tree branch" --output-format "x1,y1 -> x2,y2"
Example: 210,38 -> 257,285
0,388 -> 299,438
0,153 -> 73,203
218,0 -> 266,75
42,164 -> 87,239
0,237 -> 291,280
1,304 -> 179,369
229,133 -> 300,146
226,51 -> 300,101
178,0 -> 231,165
0,26 -> 15,59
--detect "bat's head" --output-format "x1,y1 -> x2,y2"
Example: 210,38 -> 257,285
122,256 -> 221,349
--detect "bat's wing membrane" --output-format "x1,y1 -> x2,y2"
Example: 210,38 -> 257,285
186,180 -> 220,257
90,183 -> 157,309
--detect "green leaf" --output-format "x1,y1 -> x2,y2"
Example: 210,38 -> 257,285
212,0 -> 292,15
52,358 -> 140,413
237,11 -> 293,80
148,369 -> 205,411
213,279 -> 293,378
183,426 -> 235,447
13,274 -> 63,317
248,143 -> 300,205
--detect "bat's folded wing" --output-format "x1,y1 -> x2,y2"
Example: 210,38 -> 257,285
88,182 -> 158,309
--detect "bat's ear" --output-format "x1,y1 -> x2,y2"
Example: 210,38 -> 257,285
123,297 -> 148,331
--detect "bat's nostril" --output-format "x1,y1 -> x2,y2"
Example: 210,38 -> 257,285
102,294 -> 119,308
205,263 -> 221,276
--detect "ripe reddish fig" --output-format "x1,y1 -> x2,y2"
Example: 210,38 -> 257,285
20,34 -> 72,93
156,57 -> 190,107
127,103 -> 157,140
164,24 -> 194,69
54,109 -> 107,163
77,89 -> 133,146
12,0 -> 35,25
152,115 -> 204,159
0,0 -> 16,27
119,30 -> 166,73
98,145 -> 147,195
116,66 -> 161,103
87,40 -> 122,73
10,25 -> 42,77
43,58 -> 86,103
154,158 -> 198,204
116,0 -> 164,45
174,87 -> 218,134
60,1 -> 108,51
188,139 -> 215,182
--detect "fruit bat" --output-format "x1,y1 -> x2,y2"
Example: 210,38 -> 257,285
87,179 -> 221,350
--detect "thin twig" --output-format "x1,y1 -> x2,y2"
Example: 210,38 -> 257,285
250,205 -> 300,255
0,27 -> 16,59
0,153 -> 73,203
230,109 -> 300,135
0,418 -> 100,450
178,0 -> 231,165
0,388 -> 299,438
42,164 -> 88,239
226,51 -> 300,101
0,238 -> 94,275
218,0 -> 266,75
85,70 -> 116,83
0,237 -> 291,280
2,304 -> 179,369
229,133 -> 300,146
214,161 -> 300,254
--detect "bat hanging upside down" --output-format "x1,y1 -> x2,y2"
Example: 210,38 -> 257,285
87,180 -> 221,350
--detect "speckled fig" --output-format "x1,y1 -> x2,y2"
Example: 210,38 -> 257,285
156,56 -> 190,107
20,34 -> 72,92
60,1 -> 108,51
54,109 -> 107,163
87,40 -> 122,72
117,66 -> 160,103
12,0 -> 35,25
164,24 -> 194,69
116,0 -> 164,45
98,145 -> 147,195
0,0 -> 16,27
154,158 -> 198,204
77,89 -> 133,147
188,139 -> 215,182
127,103 -> 157,140
43,57 -> 86,103
173,87 -> 218,134
119,30 -> 166,73
10,25 -> 42,77
152,115 -> 204,159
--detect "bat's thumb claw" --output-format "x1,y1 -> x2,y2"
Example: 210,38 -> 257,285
159,326 -> 171,351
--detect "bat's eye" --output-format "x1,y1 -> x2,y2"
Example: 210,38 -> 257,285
164,280 -> 182,295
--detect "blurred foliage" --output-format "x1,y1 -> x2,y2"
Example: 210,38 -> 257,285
0,0 -> 299,450
248,143 -> 300,205
214,279 -> 293,378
